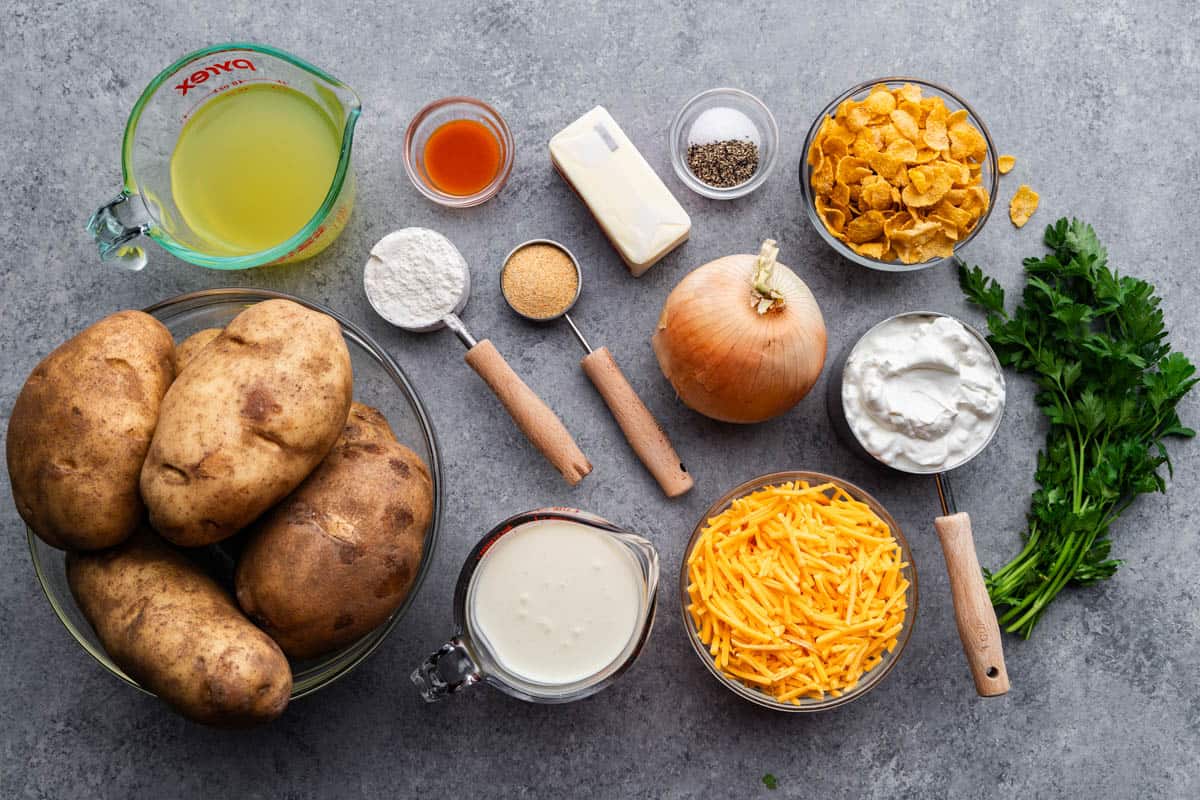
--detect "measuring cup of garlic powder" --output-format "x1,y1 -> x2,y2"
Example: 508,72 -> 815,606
828,311 -> 1011,697
87,43 -> 360,271
412,509 -> 659,704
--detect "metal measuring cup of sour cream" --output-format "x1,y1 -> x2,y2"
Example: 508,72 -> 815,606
827,310 -> 1011,698
412,508 -> 659,704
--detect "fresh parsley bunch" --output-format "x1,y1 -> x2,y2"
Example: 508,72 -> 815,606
960,218 -> 1197,638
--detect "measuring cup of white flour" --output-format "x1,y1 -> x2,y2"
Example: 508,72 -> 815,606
364,228 -> 592,485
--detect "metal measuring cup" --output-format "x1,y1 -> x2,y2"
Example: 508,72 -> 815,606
501,240 -> 693,497
365,229 -> 591,486
827,310 -> 1010,697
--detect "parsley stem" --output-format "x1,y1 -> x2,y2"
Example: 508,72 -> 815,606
1075,434 -> 1088,512
987,531 -> 1041,597
1005,532 -> 1087,636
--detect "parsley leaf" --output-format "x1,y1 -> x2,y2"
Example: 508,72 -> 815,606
762,774 -> 779,791
960,218 -> 1196,637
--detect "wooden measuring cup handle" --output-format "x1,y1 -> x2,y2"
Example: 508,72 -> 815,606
934,512 -> 1010,697
464,339 -> 592,486
580,347 -> 693,498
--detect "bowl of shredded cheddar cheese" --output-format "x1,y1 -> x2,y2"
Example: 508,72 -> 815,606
681,471 -> 916,711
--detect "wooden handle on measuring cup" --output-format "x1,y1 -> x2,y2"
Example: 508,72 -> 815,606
464,339 -> 592,486
580,347 -> 693,497
934,512 -> 1010,697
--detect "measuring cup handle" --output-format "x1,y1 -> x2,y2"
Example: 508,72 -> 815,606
935,512 -> 1011,697
411,638 -> 481,702
464,339 -> 592,486
580,347 -> 693,497
86,192 -> 150,271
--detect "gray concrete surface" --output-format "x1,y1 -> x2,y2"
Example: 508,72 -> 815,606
2,1 -> 1198,797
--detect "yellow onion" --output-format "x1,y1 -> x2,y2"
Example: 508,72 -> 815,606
652,240 -> 826,423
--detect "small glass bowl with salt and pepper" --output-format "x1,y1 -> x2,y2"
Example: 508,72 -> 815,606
669,88 -> 778,199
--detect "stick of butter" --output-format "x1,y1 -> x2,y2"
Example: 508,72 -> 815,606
549,106 -> 691,276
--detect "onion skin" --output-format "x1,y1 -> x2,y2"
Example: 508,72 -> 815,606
652,253 -> 826,423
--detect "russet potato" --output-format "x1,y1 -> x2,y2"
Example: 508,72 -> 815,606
236,403 -> 434,659
7,310 -> 175,550
174,327 -> 222,372
67,529 -> 292,727
141,299 -> 353,547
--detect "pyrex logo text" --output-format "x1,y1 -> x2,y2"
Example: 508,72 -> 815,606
175,59 -> 256,95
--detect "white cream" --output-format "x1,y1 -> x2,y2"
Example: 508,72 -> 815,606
468,519 -> 643,686
842,314 -> 1004,472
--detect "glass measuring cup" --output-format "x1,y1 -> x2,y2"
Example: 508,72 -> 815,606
412,508 -> 659,703
827,311 -> 1010,696
87,43 -> 361,271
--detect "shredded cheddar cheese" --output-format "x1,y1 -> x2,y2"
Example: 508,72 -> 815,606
686,480 -> 909,704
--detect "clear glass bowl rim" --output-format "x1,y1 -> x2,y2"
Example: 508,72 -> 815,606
28,287 -> 443,701
798,76 -> 999,272
679,470 -> 918,712
402,96 -> 515,208
669,86 -> 780,200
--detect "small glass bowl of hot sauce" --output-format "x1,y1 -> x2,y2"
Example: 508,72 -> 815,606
403,97 -> 514,207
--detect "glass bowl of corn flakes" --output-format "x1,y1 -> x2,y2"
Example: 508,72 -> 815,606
680,471 -> 917,712
800,78 -> 999,272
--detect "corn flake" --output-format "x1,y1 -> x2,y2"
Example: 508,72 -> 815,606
923,119 -> 949,151
863,90 -> 897,115
998,154 -> 1016,174
1009,184 -> 1039,228
808,83 -> 991,264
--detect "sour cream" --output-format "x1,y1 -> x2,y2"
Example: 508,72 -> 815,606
467,519 -> 644,686
842,314 -> 1004,472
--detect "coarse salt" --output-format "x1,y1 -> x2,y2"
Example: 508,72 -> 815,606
687,106 -> 760,148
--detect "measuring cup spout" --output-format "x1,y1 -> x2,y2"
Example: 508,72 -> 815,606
86,192 -> 151,271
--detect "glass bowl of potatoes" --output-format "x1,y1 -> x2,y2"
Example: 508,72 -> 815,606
28,288 -> 443,702
799,77 -> 999,272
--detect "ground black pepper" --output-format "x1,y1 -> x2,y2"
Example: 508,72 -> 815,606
686,139 -> 760,188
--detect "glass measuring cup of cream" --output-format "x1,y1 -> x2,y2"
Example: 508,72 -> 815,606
412,509 -> 658,703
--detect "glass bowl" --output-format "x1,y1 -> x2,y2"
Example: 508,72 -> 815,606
669,87 -> 779,200
28,288 -> 443,700
679,470 -> 917,712
402,96 -> 514,207
799,77 -> 999,272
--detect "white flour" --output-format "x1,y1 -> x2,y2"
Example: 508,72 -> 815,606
363,228 -> 468,329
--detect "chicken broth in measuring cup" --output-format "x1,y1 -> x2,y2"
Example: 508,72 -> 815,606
88,44 -> 360,271
171,84 -> 342,255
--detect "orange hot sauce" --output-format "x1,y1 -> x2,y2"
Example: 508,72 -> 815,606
422,119 -> 503,196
